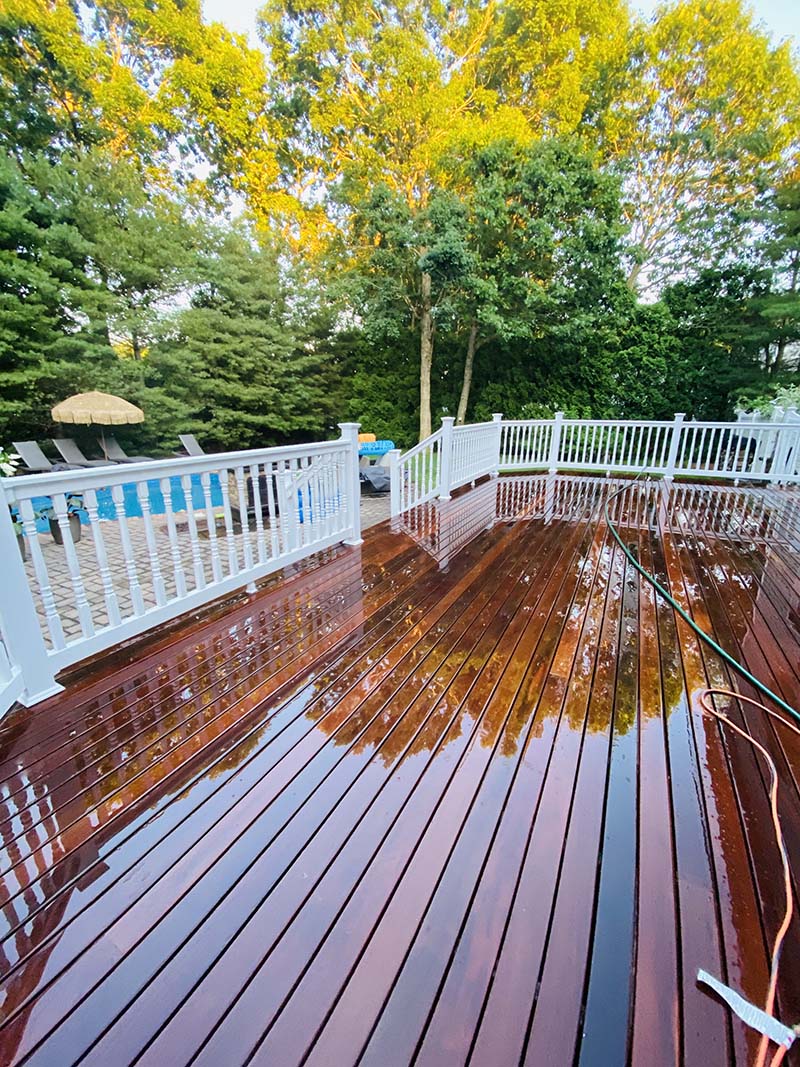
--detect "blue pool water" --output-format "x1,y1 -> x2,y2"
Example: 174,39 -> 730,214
27,473 -> 224,533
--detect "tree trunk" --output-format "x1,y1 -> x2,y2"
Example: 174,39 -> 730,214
775,334 -> 786,372
419,270 -> 433,440
456,322 -> 479,425
625,262 -> 642,292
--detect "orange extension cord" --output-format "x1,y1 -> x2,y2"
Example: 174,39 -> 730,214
699,689 -> 799,1067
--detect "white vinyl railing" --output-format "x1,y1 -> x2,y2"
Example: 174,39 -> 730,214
387,425 -> 444,514
391,411 -> 800,518
0,424 -> 362,712
556,418 -> 675,473
387,416 -> 502,513
451,417 -> 503,491
499,420 -> 553,470
0,632 -> 23,714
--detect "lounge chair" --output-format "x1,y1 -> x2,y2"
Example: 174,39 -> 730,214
178,434 -> 205,457
101,435 -> 153,463
13,440 -> 82,473
52,438 -> 114,467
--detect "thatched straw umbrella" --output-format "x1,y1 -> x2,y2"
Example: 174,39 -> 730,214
51,391 -> 144,458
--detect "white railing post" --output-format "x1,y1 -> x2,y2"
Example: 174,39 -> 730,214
548,411 -> 564,474
387,449 -> 402,520
438,417 -> 455,501
0,483 -> 63,706
772,422 -> 799,483
664,412 -> 685,480
338,422 -> 363,545
491,413 -> 503,477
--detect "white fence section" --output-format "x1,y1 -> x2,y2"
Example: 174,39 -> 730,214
0,425 -> 362,712
450,416 -> 503,495
386,425 -> 444,514
499,420 -> 553,470
556,417 -> 676,474
391,411 -> 800,518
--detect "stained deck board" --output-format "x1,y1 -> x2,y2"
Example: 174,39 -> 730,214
0,475 -> 799,1066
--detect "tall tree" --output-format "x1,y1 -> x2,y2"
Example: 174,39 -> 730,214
30,150 -> 204,360
162,228 -> 334,450
603,0 -> 800,293
259,0 -> 526,220
480,0 -> 633,136
347,184 -> 473,438
0,0 -> 278,208
661,266 -> 774,417
259,0 -> 531,436
0,153 -> 114,442
448,139 -> 626,423
752,172 -> 800,373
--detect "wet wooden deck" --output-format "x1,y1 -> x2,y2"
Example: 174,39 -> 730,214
1,474 -> 799,1066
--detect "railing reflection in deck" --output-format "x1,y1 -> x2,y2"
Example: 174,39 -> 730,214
393,474 -> 800,568
0,550 -> 365,1055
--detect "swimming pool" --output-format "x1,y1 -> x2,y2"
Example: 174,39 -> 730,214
28,473 -> 224,532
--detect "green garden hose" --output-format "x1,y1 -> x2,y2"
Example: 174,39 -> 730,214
603,476 -> 800,727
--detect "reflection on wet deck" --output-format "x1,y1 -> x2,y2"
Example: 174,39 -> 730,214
0,475 -> 798,1066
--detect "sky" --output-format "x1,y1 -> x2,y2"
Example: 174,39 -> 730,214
202,0 -> 800,49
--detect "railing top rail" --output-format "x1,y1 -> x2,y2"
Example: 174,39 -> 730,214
499,419 -> 552,426
2,438 -> 347,499
681,419 -> 799,430
559,418 -> 675,427
453,421 -> 495,433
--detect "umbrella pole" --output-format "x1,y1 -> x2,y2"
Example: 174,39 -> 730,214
100,427 -> 108,461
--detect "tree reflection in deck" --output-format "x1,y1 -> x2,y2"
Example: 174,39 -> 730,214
0,475 -> 798,1066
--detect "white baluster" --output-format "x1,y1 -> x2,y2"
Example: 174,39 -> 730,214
721,427 -> 736,475
180,474 -> 207,590
52,491 -> 95,638
710,427 -> 724,473
314,458 -> 326,541
321,456 -> 334,539
235,466 -> 254,572
700,425 -> 711,471
248,464 -> 268,565
265,463 -> 282,557
602,424 -> 613,469
296,458 -> 309,547
160,476 -> 188,598
110,484 -> 145,616
84,488 -> 122,626
219,470 -> 239,577
321,456 -> 332,539
200,472 -> 223,583
279,459 -> 299,553
135,482 -> 167,607
18,498 -> 65,650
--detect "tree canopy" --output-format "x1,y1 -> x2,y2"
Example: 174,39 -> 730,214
0,0 -> 798,453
